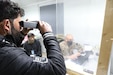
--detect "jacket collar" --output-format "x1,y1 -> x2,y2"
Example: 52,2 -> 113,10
0,35 -> 16,47
0,35 -> 4,42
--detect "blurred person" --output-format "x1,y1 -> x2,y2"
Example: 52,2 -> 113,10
59,34 -> 83,57
0,0 -> 66,75
23,32 -> 42,57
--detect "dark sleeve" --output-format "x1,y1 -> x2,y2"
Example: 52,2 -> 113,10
42,33 -> 66,75
2,33 -> 66,75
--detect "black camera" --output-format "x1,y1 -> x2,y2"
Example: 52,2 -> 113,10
19,21 -> 39,28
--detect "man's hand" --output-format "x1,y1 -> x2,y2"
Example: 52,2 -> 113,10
38,21 -> 52,34
66,52 -> 81,60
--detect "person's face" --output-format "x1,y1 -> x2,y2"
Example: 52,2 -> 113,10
66,36 -> 73,42
65,36 -> 73,46
13,15 -> 21,32
28,36 -> 35,43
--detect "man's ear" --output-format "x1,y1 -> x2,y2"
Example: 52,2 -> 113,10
4,19 -> 10,31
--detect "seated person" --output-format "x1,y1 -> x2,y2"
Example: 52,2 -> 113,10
23,32 -> 42,57
59,34 -> 83,59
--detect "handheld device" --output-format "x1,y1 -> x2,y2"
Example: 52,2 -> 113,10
19,21 -> 39,28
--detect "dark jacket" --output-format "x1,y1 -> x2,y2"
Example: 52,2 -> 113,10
23,39 -> 42,57
0,33 -> 66,75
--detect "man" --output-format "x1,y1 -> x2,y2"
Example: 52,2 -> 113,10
23,32 -> 42,57
0,0 -> 66,75
60,34 -> 83,57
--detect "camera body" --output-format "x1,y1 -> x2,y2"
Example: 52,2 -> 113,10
19,21 -> 39,28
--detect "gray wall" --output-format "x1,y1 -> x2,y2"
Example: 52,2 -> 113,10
40,3 -> 64,34
56,3 -> 64,34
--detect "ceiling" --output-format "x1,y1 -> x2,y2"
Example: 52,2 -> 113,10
11,0 -> 55,7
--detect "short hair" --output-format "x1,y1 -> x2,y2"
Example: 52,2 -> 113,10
0,0 -> 24,22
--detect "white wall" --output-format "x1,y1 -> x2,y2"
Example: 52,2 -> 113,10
21,0 -> 56,21
21,0 -> 106,47
64,0 -> 106,46
22,4 -> 40,21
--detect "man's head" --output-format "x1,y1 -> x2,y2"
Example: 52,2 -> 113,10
65,34 -> 74,46
27,33 -> 35,44
0,0 -> 24,36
